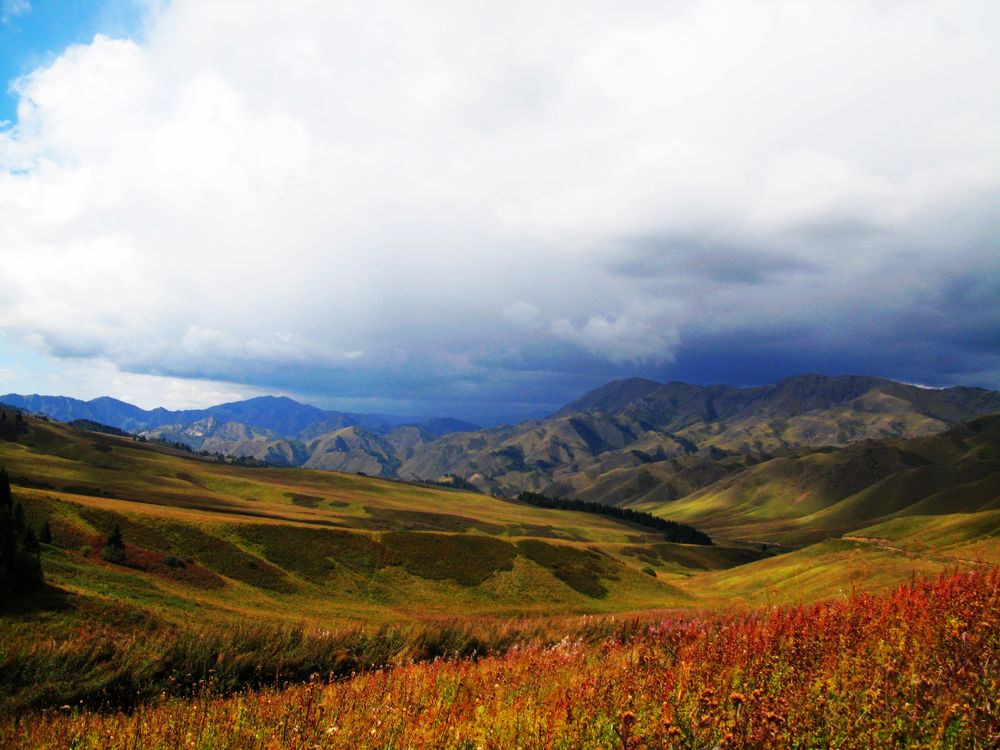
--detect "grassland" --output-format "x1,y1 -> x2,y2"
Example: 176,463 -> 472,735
638,416 -> 1000,549
2,416 -> 733,627
6,568 -> 997,748
3,412 -> 999,738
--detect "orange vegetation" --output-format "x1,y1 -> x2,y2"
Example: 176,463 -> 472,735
4,567 -> 998,748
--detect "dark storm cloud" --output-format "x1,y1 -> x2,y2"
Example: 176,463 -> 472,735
1,1 -> 999,416
608,235 -> 819,285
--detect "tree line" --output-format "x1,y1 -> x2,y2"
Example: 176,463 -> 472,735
516,491 -> 712,545
0,466 -> 48,592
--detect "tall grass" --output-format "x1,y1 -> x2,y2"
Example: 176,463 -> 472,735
0,610 -> 652,715
4,568 -> 997,748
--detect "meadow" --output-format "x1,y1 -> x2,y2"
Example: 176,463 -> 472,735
4,568 -> 997,748
2,414 -> 999,746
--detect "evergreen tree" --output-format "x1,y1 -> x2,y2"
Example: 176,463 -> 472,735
22,525 -> 39,557
13,501 -> 25,536
101,524 -> 126,564
0,470 -> 12,575
0,468 -> 44,590
0,467 -> 11,510
39,520 -> 52,545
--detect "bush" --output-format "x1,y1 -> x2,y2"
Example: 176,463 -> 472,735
100,544 -> 126,565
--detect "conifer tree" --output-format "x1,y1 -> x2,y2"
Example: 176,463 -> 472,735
101,524 -> 126,564
0,467 -> 11,510
0,468 -> 12,574
108,524 -> 124,550
22,525 -> 39,557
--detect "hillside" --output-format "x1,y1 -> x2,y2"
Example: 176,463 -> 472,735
3,407 -> 998,625
638,414 -> 1000,547
3,406 -> 999,723
397,374 -> 1000,497
7,375 -> 998,501
0,413 -> 747,629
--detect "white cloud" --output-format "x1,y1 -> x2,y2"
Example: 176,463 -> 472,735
0,0 -> 998,408
551,314 -> 680,364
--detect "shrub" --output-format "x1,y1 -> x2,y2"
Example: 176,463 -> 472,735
101,524 -> 126,564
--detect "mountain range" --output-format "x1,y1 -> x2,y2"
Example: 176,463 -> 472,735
4,373 -> 1000,500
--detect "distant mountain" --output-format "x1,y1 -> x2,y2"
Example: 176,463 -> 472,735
394,374 -> 1000,496
5,375 -> 998,496
555,377 -> 663,416
0,393 -> 477,439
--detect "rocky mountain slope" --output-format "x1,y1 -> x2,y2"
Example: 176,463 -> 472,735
5,374 -> 999,499
396,374 -> 1000,497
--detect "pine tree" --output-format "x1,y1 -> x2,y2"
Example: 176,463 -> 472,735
0,467 -> 11,511
39,520 -> 52,545
13,502 -> 25,536
22,526 -> 39,557
101,524 -> 126,564
0,469 -> 44,589
0,471 -> 12,575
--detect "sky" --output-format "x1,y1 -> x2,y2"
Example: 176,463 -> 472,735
0,0 -> 998,423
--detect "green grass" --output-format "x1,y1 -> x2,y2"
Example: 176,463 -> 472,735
516,540 -> 611,598
3,413 -> 998,646
1,417 -> 730,630
382,532 -> 518,585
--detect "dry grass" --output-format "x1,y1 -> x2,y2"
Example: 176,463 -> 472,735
4,568 -> 997,748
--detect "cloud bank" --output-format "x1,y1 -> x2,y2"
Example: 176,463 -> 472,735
1,0 -> 999,418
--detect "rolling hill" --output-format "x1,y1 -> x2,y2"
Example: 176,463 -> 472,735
636,414 -> 1000,547
2,397 -> 999,722
0,411 -> 756,629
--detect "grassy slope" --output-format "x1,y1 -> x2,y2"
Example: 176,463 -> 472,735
4,415 -> 1000,720
638,415 -> 1000,546
2,417 -> 747,628
4,413 -> 998,637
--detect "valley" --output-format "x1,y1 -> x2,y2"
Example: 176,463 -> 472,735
2,375 -> 999,745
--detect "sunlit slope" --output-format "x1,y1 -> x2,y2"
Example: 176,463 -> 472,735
639,414 -> 1000,545
1,416 -> 743,624
682,538 -> 985,607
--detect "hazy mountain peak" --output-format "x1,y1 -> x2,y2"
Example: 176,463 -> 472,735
556,377 -> 663,415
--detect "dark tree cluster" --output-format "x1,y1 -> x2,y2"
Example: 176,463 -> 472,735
100,523 -> 126,564
67,419 -> 133,438
0,409 -> 28,442
0,466 -> 45,591
516,491 -> 713,545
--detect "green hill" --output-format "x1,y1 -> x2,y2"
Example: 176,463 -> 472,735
0,414 -> 744,629
639,414 -> 1000,546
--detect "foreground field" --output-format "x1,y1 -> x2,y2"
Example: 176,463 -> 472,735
5,568 -> 997,749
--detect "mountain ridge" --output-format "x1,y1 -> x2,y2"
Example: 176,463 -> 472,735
4,374 -> 999,496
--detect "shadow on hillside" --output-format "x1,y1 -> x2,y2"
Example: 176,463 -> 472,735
0,583 -> 74,616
